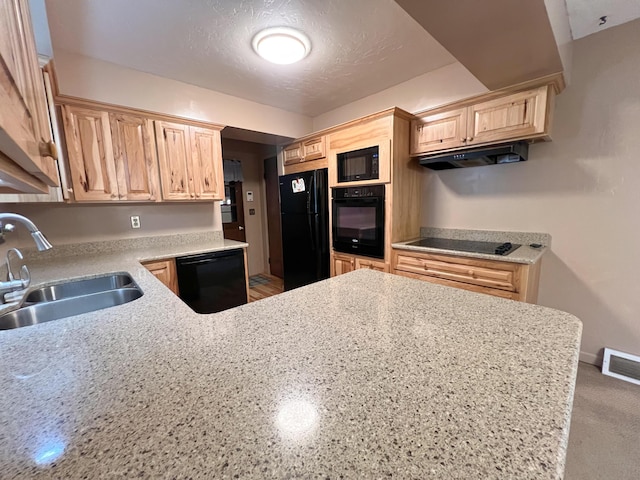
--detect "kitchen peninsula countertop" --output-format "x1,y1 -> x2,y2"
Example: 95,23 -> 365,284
0,236 -> 581,479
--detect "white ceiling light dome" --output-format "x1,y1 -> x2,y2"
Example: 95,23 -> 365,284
252,27 -> 311,65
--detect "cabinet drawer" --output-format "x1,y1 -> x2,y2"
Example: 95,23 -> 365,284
394,251 -> 518,292
394,269 -> 519,300
355,257 -> 389,273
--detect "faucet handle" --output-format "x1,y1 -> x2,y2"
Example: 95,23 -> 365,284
19,264 -> 30,289
6,248 -> 24,282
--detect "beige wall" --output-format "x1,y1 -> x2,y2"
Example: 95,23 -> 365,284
222,139 -> 276,276
0,202 -> 220,247
312,62 -> 487,131
54,50 -> 313,139
422,19 -> 640,364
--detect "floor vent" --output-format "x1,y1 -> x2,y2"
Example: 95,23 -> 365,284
602,348 -> 640,386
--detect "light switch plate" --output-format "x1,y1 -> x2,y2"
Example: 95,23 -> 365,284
130,215 -> 141,229
246,191 -> 254,202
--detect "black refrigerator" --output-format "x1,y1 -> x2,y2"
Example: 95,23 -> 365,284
279,168 -> 329,291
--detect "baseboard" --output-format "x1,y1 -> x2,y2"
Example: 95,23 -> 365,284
579,350 -> 601,366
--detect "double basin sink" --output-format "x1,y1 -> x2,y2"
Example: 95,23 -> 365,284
0,273 -> 143,331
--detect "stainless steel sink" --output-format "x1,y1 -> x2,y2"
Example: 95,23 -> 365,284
23,273 -> 135,304
0,273 -> 143,331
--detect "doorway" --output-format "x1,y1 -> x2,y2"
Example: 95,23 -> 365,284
264,156 -> 283,278
222,181 -> 246,242
220,128 -> 291,300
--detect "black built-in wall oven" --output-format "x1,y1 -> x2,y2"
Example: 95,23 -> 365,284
332,185 -> 385,259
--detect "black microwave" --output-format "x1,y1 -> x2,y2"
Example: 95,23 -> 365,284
337,146 -> 379,183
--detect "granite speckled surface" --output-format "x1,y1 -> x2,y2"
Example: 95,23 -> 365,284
393,228 -> 551,264
0,238 -> 581,479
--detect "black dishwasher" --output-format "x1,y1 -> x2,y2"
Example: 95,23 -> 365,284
176,249 -> 247,314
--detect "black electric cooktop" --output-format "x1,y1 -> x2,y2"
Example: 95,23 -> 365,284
406,237 -> 521,256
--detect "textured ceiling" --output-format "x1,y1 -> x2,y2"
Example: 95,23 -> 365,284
44,0 -> 457,117
565,0 -> 640,39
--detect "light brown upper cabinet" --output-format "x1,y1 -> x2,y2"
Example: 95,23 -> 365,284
110,113 -> 160,201
62,105 -> 160,202
0,0 -> 59,192
411,107 -> 468,154
189,126 -> 224,200
283,135 -> 326,166
62,105 -> 118,201
411,84 -> 553,155
155,121 -> 224,201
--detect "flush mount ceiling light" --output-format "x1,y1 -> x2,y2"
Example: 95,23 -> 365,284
252,27 -> 311,65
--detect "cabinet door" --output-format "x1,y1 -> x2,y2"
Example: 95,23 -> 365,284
283,142 -> 303,165
61,105 -> 118,201
467,86 -> 549,145
142,259 -> 179,295
110,113 -> 160,201
155,121 -> 194,200
332,253 -> 355,276
302,136 -> 325,161
0,0 -> 58,188
355,258 -> 389,273
189,126 -> 224,200
410,108 -> 468,155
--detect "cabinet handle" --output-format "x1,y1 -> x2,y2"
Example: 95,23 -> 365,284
39,140 -> 58,160
460,138 -> 466,142
467,137 -> 474,142
111,193 -> 117,199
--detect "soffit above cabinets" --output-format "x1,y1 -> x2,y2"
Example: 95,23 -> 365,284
43,0 -> 457,117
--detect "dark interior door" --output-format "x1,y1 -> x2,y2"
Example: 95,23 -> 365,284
264,156 -> 283,278
222,181 -> 246,242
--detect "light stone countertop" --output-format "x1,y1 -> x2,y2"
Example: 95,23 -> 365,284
0,235 -> 582,479
392,228 -> 551,264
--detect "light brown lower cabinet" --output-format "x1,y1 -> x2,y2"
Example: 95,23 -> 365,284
331,252 -> 390,276
142,258 -> 179,295
391,248 -> 540,303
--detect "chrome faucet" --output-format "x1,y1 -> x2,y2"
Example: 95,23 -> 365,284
1,248 -> 30,302
0,213 -> 52,251
0,213 -> 52,303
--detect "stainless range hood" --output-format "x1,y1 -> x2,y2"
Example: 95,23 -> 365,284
418,141 -> 529,170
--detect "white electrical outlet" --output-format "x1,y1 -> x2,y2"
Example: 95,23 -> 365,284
130,215 -> 141,229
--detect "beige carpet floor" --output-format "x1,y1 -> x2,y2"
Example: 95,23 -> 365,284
565,362 -> 640,479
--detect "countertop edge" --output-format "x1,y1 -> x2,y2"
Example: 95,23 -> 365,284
391,240 -> 547,264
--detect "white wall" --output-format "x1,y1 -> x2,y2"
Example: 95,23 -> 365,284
0,202 -> 220,247
312,62 -> 487,131
422,19 -> 640,365
54,50 -> 313,139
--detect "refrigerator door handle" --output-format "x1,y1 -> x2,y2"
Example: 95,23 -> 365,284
306,173 -> 315,215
